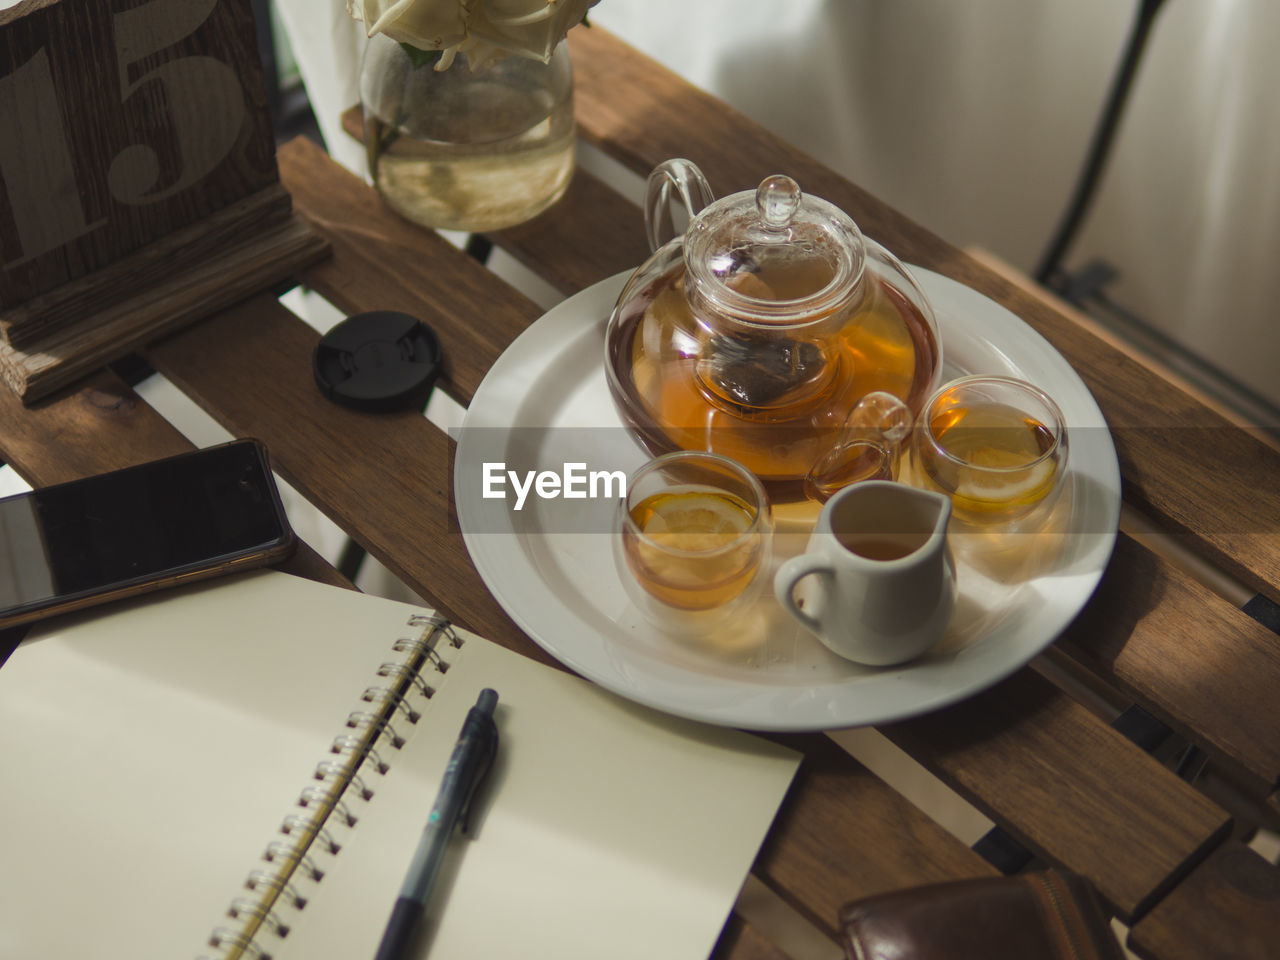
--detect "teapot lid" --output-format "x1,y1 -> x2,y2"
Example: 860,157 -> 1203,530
685,175 -> 867,323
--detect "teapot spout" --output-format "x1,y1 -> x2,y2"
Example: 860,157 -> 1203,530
805,391 -> 913,503
644,159 -> 716,252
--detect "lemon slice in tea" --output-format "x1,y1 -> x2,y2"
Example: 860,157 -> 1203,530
634,490 -> 756,552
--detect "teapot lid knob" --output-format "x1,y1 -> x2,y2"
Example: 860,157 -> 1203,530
755,175 -> 802,230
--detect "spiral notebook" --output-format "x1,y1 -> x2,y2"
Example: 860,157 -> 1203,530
0,569 -> 799,960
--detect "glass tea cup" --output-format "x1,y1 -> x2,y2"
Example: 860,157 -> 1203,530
614,451 -> 773,632
907,376 -> 1069,527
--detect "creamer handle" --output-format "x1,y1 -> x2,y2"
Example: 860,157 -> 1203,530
774,555 -> 833,637
644,159 -> 715,252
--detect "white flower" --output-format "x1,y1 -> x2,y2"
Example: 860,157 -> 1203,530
470,0 -> 597,62
347,0 -> 468,52
348,0 -> 599,68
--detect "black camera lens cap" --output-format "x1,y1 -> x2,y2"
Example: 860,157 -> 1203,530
313,311 -> 442,412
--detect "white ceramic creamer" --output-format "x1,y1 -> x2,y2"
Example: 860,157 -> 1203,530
774,481 -> 956,666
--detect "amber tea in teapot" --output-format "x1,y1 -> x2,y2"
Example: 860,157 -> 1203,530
605,160 -> 942,505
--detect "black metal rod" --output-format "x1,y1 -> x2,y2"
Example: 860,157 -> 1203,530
464,234 -> 494,264
1034,0 -> 1169,286
1243,594 -> 1280,635
336,538 -> 368,582
250,0 -> 282,131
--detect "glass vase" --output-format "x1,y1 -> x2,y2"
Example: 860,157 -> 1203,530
359,33 -> 575,232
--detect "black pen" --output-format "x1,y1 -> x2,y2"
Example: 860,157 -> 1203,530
373,688 -> 499,960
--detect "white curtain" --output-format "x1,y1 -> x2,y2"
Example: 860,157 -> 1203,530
272,0 -> 368,176
1075,0 -> 1280,409
276,0 -> 1280,410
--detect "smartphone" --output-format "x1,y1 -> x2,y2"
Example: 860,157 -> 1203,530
0,439 -> 295,629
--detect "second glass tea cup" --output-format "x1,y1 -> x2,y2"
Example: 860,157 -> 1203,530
907,375 -> 1069,528
614,451 -> 773,632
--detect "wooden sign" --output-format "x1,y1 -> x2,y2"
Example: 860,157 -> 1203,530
0,0 -> 328,401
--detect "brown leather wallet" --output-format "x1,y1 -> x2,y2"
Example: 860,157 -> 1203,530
838,870 -> 1125,960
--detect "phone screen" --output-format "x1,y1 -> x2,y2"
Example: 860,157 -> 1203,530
0,441 -> 291,619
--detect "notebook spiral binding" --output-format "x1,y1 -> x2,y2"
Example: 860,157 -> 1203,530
202,613 -> 463,960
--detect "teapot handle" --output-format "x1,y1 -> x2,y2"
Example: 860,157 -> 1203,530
644,159 -> 716,252
805,391 -> 914,503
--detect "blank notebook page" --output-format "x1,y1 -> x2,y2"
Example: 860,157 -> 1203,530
0,570 -> 798,959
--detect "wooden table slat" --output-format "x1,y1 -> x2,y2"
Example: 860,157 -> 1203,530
880,667 -> 1232,921
1127,842 -> 1280,960
1056,534 -> 1280,798
490,169 -> 652,292
754,734 -> 996,937
712,914 -> 806,960
566,26 -> 1280,603
0,372 -> 192,487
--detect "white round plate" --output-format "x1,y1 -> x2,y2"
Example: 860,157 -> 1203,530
456,269 -> 1119,730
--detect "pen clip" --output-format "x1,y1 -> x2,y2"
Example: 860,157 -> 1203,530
459,714 -> 498,838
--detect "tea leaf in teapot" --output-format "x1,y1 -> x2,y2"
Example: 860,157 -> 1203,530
697,334 -> 825,408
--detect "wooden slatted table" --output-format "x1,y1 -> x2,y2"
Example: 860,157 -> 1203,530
3,25 -> 1278,960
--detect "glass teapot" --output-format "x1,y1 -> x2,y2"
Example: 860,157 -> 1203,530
604,159 -> 943,505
